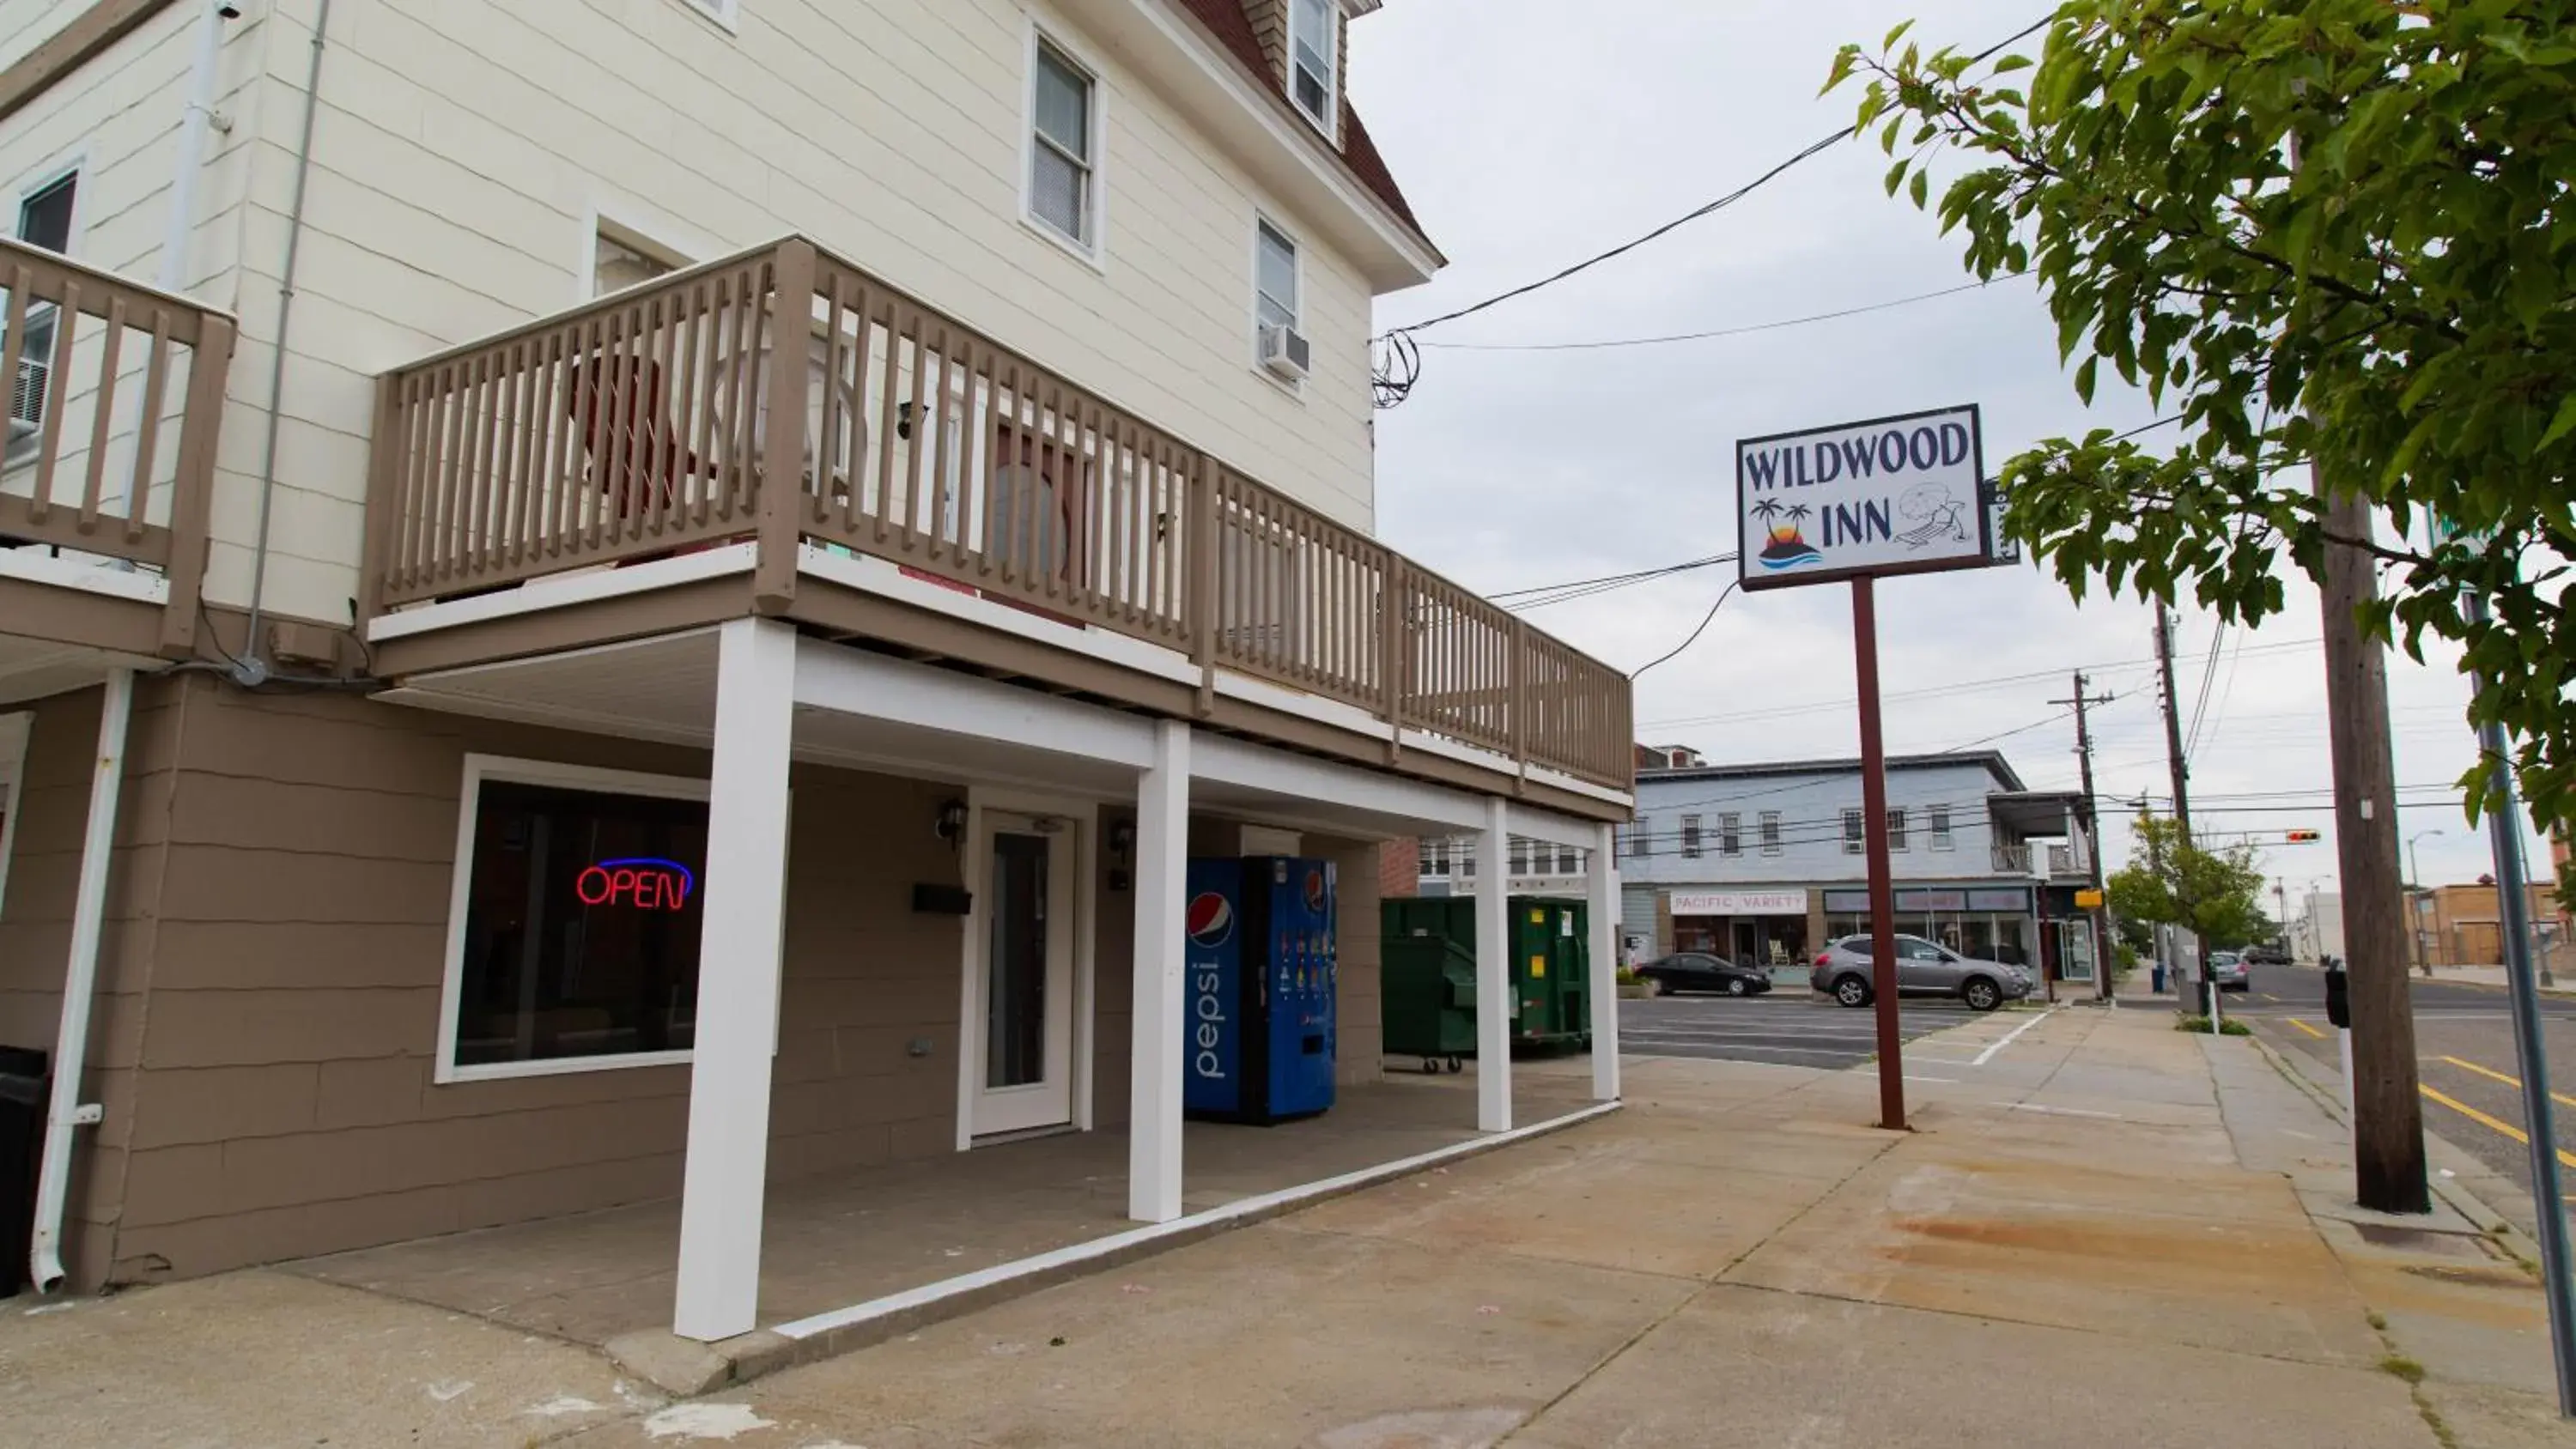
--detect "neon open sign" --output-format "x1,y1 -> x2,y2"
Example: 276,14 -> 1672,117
575,858 -> 697,912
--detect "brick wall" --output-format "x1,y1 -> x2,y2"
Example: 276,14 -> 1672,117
1376,835 -> 1419,901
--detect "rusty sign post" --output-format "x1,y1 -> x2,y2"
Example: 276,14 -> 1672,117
1738,404 -> 1999,1132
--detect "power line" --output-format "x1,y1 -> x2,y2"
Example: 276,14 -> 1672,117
1494,553 -> 1737,611
1369,14 -> 2055,407
1421,277 -> 2020,353
1377,128 -> 1855,344
1633,581 -> 1741,677
1638,638 -> 2320,731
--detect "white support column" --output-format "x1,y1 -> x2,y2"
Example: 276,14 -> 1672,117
672,618 -> 798,1343
1476,796 -> 1512,1132
1588,822 -> 1621,1103
1127,719 -> 1190,1223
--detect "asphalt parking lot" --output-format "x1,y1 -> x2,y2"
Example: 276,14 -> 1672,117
1616,983 -> 2002,1070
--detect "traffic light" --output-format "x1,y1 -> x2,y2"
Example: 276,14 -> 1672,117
2286,829 -> 2323,843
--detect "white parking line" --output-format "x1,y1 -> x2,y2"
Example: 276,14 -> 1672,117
1970,1007 -> 2057,1066
2008,1102 -> 2121,1119
1619,1040 -> 1868,1059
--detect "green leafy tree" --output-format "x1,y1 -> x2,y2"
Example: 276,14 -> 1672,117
1827,3 -> 2576,828
2106,811 -> 2274,949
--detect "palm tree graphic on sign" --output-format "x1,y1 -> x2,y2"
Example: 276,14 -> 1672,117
1754,497 -> 1823,572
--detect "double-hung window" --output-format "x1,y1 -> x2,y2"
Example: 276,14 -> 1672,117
1255,219 -> 1299,345
1028,39 -> 1098,250
1759,810 -> 1783,856
1842,808 -> 1865,855
1288,0 -> 1338,135
1887,808 -> 1909,852
9,171 -> 76,458
1630,815 -> 1651,859
1929,803 -> 1954,852
1681,815 -> 1704,860
1421,838 -> 1449,878
1718,812 -> 1741,858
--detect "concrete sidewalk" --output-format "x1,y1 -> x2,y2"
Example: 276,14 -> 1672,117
3,1006 -> 2566,1446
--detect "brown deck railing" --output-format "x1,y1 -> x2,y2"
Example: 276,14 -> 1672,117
361,237 -> 1632,791
2,236 -> 233,653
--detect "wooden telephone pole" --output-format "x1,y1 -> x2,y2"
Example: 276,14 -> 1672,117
2152,610 -> 2210,1004
2320,482 -> 2429,1213
2050,673 -> 2116,999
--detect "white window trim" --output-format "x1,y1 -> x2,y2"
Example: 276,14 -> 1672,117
1680,814 -> 1702,860
1285,0 -> 1341,142
1759,810 -> 1783,857
1887,807 -> 1909,853
1249,210 -> 1304,394
1717,811 -> 1741,858
1842,808 -> 1865,855
434,754 -> 714,1086
671,0 -> 741,35
575,196 -> 717,305
9,149 -> 87,253
1022,21 -> 1109,270
1929,803 -> 1956,852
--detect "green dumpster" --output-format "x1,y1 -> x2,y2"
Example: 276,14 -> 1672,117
1380,933 -> 1479,1072
1380,896 -> 1591,1070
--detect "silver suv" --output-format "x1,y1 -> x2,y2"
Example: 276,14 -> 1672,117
1809,934 -> 2034,1012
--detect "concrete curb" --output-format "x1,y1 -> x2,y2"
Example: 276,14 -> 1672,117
611,1098 -> 1625,1398
2244,1033 -> 2552,1276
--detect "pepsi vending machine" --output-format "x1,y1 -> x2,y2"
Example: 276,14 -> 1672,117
1182,857 -> 1337,1124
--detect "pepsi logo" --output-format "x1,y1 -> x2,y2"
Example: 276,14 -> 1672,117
1186,891 -> 1234,948
1303,869 -> 1326,914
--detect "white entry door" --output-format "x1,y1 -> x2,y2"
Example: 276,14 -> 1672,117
970,811 -> 1078,1137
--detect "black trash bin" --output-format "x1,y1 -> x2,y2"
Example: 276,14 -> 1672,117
0,1046 -> 47,1300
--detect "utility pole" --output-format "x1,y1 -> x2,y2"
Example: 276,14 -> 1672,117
2050,672 -> 2117,1000
2153,610 -> 2210,1011
2319,483 -> 2428,1214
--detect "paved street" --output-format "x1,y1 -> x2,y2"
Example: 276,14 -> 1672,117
1618,985 -> 2017,1070
2215,961 -> 2576,1218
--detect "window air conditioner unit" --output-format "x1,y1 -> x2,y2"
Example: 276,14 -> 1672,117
1260,324 -> 1310,383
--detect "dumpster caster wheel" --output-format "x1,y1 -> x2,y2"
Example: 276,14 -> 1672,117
1446,1057 -> 1464,1074
1421,1058 -> 1441,1075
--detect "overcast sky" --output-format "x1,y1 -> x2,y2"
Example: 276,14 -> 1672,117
1351,0 -> 2549,909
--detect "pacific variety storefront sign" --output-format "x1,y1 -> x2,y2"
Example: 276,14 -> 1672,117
1668,889 -> 1809,917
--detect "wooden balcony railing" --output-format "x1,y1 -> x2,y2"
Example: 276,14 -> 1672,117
361,237 -> 1634,791
2,235 -> 234,654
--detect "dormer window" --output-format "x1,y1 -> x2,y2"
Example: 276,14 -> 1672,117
1289,0 -> 1338,136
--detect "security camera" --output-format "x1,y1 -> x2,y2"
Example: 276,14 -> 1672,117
217,3 -> 242,17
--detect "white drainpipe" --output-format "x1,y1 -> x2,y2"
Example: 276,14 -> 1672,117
160,1 -> 234,292
29,669 -> 135,1294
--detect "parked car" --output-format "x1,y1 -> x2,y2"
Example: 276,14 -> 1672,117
1637,953 -> 1774,997
2208,950 -> 2251,991
1808,935 -> 2034,1012
2240,943 -> 2291,967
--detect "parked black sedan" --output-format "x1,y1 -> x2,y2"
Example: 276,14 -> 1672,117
1635,953 -> 1775,997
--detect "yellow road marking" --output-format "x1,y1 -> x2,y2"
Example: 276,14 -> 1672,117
2285,1017 -> 2327,1039
2418,1085 -> 2576,1170
2439,1055 -> 2576,1112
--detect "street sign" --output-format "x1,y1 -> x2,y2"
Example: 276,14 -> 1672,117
2075,888 -> 2105,909
1737,403 -> 1990,591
